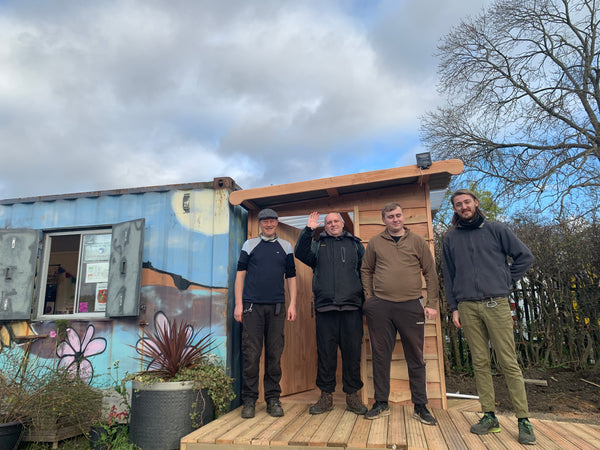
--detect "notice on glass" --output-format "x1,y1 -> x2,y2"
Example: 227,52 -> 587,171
83,234 -> 112,262
85,262 -> 109,283
96,283 -> 107,312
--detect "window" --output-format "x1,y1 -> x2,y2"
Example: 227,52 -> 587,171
40,230 -> 112,316
0,218 -> 145,321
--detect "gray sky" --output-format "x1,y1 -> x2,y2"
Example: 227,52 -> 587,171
0,0 -> 487,199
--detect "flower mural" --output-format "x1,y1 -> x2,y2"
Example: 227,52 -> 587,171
57,324 -> 107,383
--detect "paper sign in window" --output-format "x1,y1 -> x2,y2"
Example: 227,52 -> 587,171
85,262 -> 109,283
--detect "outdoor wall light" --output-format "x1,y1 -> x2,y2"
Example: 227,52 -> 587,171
416,152 -> 432,169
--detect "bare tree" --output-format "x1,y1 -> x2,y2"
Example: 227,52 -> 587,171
422,0 -> 600,217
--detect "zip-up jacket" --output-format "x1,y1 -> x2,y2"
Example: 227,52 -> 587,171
442,219 -> 534,312
294,227 -> 364,310
361,228 -> 438,308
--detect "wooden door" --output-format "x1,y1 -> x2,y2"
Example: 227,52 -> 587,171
278,222 -> 317,396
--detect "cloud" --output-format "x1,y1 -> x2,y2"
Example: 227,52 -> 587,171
0,0 -> 487,198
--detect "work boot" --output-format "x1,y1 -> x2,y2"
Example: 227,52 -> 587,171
470,412 -> 500,434
241,401 -> 255,419
346,391 -> 367,415
309,391 -> 333,414
266,398 -> 284,417
518,418 -> 536,445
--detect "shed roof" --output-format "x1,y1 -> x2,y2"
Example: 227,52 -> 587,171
229,159 -> 463,211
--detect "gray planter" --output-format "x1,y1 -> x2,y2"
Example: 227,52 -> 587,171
0,420 -> 23,450
129,380 -> 214,450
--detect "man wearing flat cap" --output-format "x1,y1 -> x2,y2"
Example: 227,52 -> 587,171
234,208 -> 297,419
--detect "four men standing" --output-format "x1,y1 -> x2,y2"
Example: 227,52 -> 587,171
236,193 -> 535,444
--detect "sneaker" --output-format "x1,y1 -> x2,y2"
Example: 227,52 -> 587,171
364,401 -> 390,420
346,391 -> 368,415
266,398 -> 284,417
518,418 -> 536,445
241,401 -> 255,419
413,404 -> 437,425
470,412 -> 500,435
310,391 -> 333,415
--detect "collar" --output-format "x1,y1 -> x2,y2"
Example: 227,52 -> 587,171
260,233 -> 278,242
383,227 -> 408,240
457,214 -> 485,229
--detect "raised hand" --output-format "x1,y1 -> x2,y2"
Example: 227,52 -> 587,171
307,211 -> 321,230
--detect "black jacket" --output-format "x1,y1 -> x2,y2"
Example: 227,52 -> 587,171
442,219 -> 534,311
294,227 -> 364,310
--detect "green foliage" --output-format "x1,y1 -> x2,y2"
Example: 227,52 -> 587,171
90,423 -> 139,449
433,182 -> 504,229
472,183 -> 503,221
177,362 -> 235,418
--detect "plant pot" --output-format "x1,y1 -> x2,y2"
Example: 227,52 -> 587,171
129,380 -> 214,450
0,421 -> 24,450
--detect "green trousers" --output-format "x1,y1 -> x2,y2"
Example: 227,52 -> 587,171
458,297 -> 529,418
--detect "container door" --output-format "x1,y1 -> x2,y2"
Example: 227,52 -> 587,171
0,229 -> 39,320
106,218 -> 145,317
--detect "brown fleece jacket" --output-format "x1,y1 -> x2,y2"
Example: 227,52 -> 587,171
361,228 -> 439,309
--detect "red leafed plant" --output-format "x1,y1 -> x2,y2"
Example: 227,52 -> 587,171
129,311 -> 235,418
106,404 -> 129,426
133,311 -> 215,381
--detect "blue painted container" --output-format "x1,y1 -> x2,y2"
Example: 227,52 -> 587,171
0,178 -> 246,400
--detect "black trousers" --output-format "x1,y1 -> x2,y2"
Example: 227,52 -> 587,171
241,302 -> 285,403
315,309 -> 364,394
364,297 -> 427,405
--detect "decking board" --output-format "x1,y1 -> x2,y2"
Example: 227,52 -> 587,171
403,405 -> 427,449
310,406 -> 346,447
180,402 -> 600,450
366,413 -> 388,448
347,414 -> 371,448
270,408 -> 312,446
530,418 -> 583,450
329,410 -> 360,447
252,403 -> 305,446
434,409 -> 468,450
387,403 -> 407,449
446,409 -> 487,450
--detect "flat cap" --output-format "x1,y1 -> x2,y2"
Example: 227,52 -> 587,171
257,208 -> 278,221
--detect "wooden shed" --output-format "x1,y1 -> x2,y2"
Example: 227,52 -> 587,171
229,159 -> 464,410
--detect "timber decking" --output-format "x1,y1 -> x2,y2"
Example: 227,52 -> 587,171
181,402 -> 600,450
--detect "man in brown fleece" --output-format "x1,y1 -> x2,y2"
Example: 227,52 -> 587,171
361,202 -> 438,424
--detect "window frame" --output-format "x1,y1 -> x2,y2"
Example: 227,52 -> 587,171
37,228 -> 113,320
